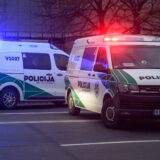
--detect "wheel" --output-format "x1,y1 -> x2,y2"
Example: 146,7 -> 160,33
0,88 -> 19,109
101,97 -> 123,129
67,92 -> 80,115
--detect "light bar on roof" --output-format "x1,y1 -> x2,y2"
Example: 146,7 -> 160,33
111,37 -> 120,41
104,35 -> 146,42
87,39 -> 95,44
125,37 -> 144,41
104,37 -> 119,42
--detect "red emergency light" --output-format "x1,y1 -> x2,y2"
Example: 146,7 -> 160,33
104,37 -> 120,42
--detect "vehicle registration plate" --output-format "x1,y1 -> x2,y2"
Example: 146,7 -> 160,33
153,109 -> 160,116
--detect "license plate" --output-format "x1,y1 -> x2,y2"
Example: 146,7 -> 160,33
153,109 -> 160,116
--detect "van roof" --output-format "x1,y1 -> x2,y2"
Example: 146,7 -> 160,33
0,40 -> 60,51
74,34 -> 160,46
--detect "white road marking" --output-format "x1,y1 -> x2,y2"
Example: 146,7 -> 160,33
61,140 -> 160,147
0,111 -> 68,115
0,119 -> 100,125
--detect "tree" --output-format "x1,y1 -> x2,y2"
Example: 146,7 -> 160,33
33,0 -> 160,36
143,1 -> 160,35
33,0 -> 121,36
32,0 -> 58,33
65,0 -> 121,34
119,0 -> 158,34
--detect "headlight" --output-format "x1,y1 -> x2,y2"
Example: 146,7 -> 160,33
118,83 -> 129,93
118,84 -> 139,93
129,84 -> 139,92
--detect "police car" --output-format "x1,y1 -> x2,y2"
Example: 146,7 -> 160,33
0,41 -> 68,109
65,34 -> 160,128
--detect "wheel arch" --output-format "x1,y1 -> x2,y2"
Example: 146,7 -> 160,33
103,92 -> 112,105
0,83 -> 23,101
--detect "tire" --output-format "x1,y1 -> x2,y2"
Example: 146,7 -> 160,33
0,88 -> 19,109
101,97 -> 123,129
67,92 -> 80,115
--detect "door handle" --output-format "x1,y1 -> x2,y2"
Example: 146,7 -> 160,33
57,73 -> 63,76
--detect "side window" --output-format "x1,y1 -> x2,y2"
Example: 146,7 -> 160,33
94,47 -> 108,70
68,47 -> 84,70
80,47 -> 97,71
22,53 -> 51,70
54,54 -> 69,71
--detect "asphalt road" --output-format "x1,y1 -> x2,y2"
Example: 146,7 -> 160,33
0,104 -> 160,160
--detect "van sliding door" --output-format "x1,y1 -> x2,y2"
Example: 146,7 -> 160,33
22,52 -> 55,100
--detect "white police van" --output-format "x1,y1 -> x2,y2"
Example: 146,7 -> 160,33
0,40 -> 69,109
65,34 -> 160,128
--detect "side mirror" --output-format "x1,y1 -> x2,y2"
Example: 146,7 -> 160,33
94,64 -> 109,73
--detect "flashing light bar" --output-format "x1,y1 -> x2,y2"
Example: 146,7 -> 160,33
104,36 -> 145,42
104,35 -> 160,42
86,34 -> 160,45
104,37 -> 120,42
87,39 -> 95,44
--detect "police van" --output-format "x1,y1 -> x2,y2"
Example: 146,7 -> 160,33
65,34 -> 160,128
0,40 -> 69,109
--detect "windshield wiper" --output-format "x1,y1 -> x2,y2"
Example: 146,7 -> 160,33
114,66 -> 141,69
114,66 -> 160,69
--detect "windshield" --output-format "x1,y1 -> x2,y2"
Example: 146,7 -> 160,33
110,45 -> 160,69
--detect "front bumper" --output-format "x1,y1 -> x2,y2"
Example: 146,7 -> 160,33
117,94 -> 160,118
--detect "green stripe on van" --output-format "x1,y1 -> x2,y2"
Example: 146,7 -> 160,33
65,76 -> 85,108
24,83 -> 52,99
119,70 -> 137,84
0,73 -> 53,99
0,73 -> 23,90
112,70 -> 127,83
71,90 -> 85,108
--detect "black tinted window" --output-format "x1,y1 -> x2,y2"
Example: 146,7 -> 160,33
54,54 -> 68,70
80,47 -> 97,71
22,53 -> 51,70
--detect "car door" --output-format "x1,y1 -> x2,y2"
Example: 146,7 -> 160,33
91,47 -> 109,112
53,53 -> 69,97
78,47 -> 97,111
22,52 -> 55,99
